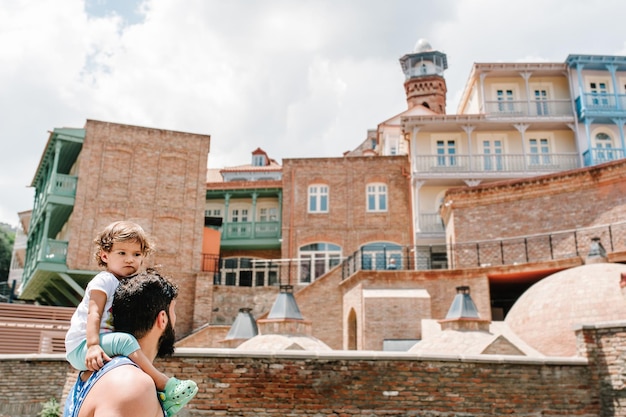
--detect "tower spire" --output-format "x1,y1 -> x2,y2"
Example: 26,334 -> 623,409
399,38 -> 448,114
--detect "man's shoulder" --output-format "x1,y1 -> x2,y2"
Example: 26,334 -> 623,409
76,359 -> 162,417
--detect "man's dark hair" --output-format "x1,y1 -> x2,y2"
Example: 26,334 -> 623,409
112,268 -> 178,340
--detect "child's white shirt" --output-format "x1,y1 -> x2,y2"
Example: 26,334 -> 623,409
64,271 -> 120,353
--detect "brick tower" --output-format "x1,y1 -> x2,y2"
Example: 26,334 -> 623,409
399,38 -> 448,114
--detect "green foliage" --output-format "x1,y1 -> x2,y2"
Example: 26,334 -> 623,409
0,227 -> 14,282
38,397 -> 61,417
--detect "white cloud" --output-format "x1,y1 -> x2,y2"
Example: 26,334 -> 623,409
1,0 -> 626,226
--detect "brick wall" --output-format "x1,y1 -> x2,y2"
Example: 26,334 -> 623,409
576,322 -> 626,417
0,350 -> 601,417
281,156 -> 413,261
64,120 -> 210,337
442,159 -> 626,245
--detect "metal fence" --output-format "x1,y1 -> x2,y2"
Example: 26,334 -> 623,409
341,222 -> 626,279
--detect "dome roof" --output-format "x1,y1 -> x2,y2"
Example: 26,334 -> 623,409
414,38 -> 432,53
505,263 -> 626,356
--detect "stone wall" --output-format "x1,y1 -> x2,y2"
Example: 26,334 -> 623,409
0,349 -> 603,417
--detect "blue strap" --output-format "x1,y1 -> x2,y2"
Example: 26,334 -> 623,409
63,356 -> 165,417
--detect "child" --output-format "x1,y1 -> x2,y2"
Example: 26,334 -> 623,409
64,221 -> 198,416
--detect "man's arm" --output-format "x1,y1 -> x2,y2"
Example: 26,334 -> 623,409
78,365 -> 163,417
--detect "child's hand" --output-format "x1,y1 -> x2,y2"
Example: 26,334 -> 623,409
85,344 -> 112,371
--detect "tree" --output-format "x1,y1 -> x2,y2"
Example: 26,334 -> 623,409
0,226 -> 15,282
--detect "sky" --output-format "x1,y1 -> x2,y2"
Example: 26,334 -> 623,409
1,0 -> 626,227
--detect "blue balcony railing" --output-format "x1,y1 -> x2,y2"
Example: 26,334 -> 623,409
583,148 -> 626,167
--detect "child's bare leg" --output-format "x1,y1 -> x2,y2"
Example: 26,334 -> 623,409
128,349 -> 169,390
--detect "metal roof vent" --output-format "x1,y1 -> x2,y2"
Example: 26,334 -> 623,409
445,286 -> 480,319
225,307 -> 258,340
585,237 -> 607,263
267,285 -> 303,320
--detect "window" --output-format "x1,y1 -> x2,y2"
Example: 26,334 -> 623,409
229,207 -> 249,237
218,257 -> 279,286
594,132 -> 614,162
496,89 -> 515,112
308,184 -> 329,213
528,138 -> 551,165
534,89 -> 549,116
360,242 -> 402,271
366,183 -> 387,212
436,140 -> 457,167
299,243 -> 342,283
252,154 -> 266,166
258,206 -> 278,222
589,81 -> 609,106
257,206 -> 279,236
482,139 -> 503,171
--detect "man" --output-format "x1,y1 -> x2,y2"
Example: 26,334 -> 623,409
64,269 -> 185,417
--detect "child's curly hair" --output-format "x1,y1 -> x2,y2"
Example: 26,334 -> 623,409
94,221 -> 154,267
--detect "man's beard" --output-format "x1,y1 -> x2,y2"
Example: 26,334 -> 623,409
157,320 -> 176,357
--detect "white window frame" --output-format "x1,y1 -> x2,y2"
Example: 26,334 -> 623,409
592,130 -> 615,162
298,242 -> 342,284
478,134 -> 505,171
433,136 -> 459,167
308,184 -> 329,213
492,83 -> 519,113
366,183 -> 388,212
529,83 -> 553,116
587,77 -> 612,106
528,134 -> 552,166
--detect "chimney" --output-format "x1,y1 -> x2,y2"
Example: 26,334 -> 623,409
257,285 -> 312,336
439,286 -> 490,331
219,307 -> 258,348
585,237 -> 607,264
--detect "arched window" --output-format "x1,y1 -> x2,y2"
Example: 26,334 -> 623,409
594,132 -> 614,162
360,242 -> 402,270
298,242 -> 342,283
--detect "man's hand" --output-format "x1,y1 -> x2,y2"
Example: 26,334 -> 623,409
85,344 -> 111,371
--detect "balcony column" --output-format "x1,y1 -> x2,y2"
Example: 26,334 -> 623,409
576,63 -> 585,111
224,193 -> 231,239
411,178 -> 424,236
277,191 -> 283,240
519,72 -> 531,115
251,192 -> 258,239
513,123 -> 529,169
461,125 -> 475,169
612,118 -> 626,151
408,126 -> 421,242
46,139 -> 63,196
606,64 -> 620,110
584,118 -> 594,157
479,73 -> 488,113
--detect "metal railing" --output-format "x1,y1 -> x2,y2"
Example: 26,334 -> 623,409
341,221 -> 626,279
412,153 -> 580,173
583,147 -> 626,167
484,99 -> 573,117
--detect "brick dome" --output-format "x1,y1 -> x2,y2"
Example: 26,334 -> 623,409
505,263 -> 626,356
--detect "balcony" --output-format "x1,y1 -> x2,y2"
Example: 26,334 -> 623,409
575,93 -> 626,120
483,99 -> 573,118
418,213 -> 445,234
413,153 -> 580,175
219,220 -> 281,249
583,147 -> 626,167
23,238 -> 68,276
31,173 -> 77,228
